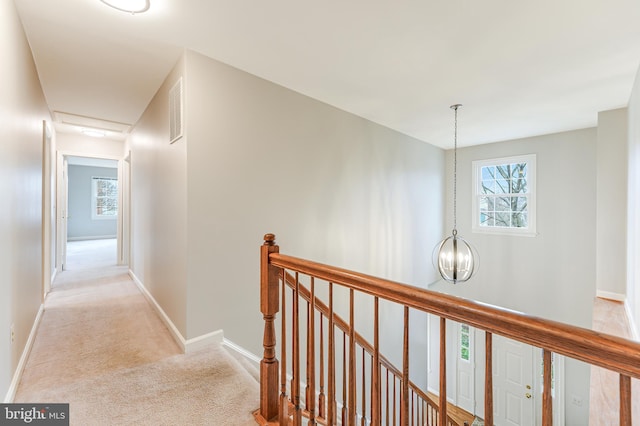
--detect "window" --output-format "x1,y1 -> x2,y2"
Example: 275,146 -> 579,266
460,324 -> 471,362
472,154 -> 536,236
92,177 -> 118,220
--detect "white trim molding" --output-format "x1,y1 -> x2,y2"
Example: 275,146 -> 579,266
185,331 -> 224,354
596,290 -> 626,302
222,339 -> 261,366
4,304 -> 45,403
128,269 -> 224,353
129,270 -> 186,351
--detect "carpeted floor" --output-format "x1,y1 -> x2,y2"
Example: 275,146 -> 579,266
15,239 -> 259,425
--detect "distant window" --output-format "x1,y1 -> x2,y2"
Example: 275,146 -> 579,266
92,177 -> 118,220
472,154 -> 536,236
460,324 -> 471,362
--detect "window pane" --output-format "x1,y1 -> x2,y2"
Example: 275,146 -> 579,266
513,196 -> 528,212
480,213 -> 494,227
495,176 -> 509,193
481,166 -> 495,180
496,164 -> 510,179
512,212 -> 528,228
479,196 -> 494,212
481,180 -> 495,194
461,334 -> 469,347
461,347 -> 469,361
496,197 -> 510,212
495,212 -> 511,227
513,163 -> 527,178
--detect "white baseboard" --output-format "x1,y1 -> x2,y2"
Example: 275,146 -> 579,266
129,270 -> 186,352
128,270 -> 225,354
185,330 -> 224,354
4,304 -> 45,403
596,290 -> 626,302
222,338 -> 261,366
67,235 -> 117,241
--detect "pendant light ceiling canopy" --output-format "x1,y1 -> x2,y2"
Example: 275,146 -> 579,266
100,0 -> 150,14
433,104 -> 478,284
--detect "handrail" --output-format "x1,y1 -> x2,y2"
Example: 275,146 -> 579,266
270,252 -> 640,380
281,271 -> 451,424
257,234 -> 639,425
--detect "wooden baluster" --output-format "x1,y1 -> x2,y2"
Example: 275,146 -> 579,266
328,283 -> 336,426
485,332 -> 493,426
279,269 -> 288,423
439,318 -> 447,425
620,374 -> 632,426
306,297 -> 311,410
373,297 -> 381,426
410,389 -> 414,426
385,368 -> 390,426
308,277 -> 317,424
401,306 -> 410,426
542,349 -> 552,425
361,347 -> 367,426
291,272 -> 301,425
350,289 -> 357,425
319,312 -> 326,421
393,375 -> 397,426
342,331 -> 348,425
259,234 -> 280,422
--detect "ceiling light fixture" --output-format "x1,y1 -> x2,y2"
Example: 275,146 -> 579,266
433,104 -> 478,283
99,0 -> 150,14
81,128 -> 106,138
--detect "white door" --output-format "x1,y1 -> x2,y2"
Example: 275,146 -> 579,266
493,335 -> 534,426
456,323 -> 475,413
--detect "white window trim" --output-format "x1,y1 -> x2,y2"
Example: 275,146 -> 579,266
472,154 -> 537,237
91,176 -> 118,221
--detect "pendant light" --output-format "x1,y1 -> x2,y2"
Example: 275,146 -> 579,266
433,104 -> 478,283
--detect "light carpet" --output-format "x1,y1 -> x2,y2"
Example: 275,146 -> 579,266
15,239 -> 259,425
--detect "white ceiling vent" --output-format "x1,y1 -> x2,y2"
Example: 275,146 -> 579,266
169,77 -> 183,144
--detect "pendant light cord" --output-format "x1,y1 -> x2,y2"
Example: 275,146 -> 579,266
451,104 -> 461,235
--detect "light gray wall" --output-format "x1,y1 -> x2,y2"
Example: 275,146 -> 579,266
128,49 -> 445,376
628,65 -> 640,338
596,108 -> 628,298
183,50 -> 444,362
67,165 -> 118,240
431,128 -> 597,424
128,54 -> 188,337
0,0 -> 49,400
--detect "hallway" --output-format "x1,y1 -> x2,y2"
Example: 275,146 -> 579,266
14,240 -> 259,425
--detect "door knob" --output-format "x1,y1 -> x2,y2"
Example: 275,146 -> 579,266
526,393 -> 532,399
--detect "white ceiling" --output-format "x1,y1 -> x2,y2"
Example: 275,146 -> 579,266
13,0 -> 640,148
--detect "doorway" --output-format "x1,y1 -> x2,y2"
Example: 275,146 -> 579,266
56,152 -> 128,273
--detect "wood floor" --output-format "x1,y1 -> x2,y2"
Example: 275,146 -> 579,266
589,297 -> 640,426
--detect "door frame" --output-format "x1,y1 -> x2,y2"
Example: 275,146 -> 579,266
55,150 -> 128,271
42,121 -> 54,300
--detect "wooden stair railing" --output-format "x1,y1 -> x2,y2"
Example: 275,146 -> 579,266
255,234 -> 640,426
278,269 -> 461,426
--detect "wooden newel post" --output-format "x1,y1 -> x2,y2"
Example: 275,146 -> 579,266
260,233 -> 281,422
